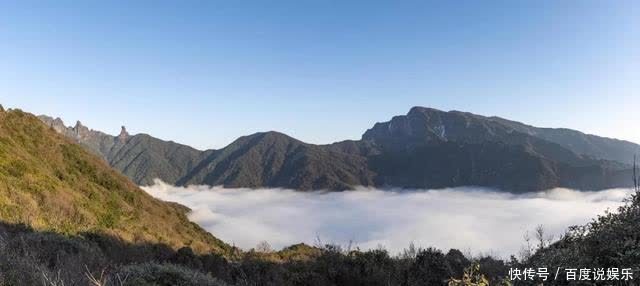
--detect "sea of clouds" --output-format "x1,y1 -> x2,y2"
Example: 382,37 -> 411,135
142,180 -> 631,257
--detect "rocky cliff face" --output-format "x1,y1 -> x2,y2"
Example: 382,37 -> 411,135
39,107 -> 638,192
38,115 -> 210,186
39,115 -> 118,159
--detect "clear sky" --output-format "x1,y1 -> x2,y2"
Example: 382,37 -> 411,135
1,1 -> 638,150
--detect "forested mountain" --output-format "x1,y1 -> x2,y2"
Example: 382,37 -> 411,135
177,131 -> 375,190
356,107 -> 634,191
40,107 -> 638,192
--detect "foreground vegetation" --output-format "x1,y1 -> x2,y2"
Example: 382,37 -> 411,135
0,221 -> 511,286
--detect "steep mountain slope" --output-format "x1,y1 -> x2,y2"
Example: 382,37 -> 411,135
108,134 -> 214,186
39,115 -> 211,186
178,132 -> 375,190
2,109 -> 230,254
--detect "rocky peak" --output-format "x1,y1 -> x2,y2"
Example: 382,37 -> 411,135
51,117 -> 67,134
49,117 -> 62,126
38,115 -> 69,134
0,104 -> 4,112
74,120 -> 87,131
362,107 -> 449,145
408,106 -> 443,116
73,121 -> 91,138
118,126 -> 129,143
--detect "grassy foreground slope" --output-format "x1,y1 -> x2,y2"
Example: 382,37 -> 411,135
0,108 -> 230,255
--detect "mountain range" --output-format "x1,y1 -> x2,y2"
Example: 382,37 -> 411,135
39,106 -> 639,192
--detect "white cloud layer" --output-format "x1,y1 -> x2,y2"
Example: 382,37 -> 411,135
141,180 -> 631,257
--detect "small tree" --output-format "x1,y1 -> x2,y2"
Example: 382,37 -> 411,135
448,262 -> 513,286
634,155 -> 639,193
518,231 -> 533,261
400,242 -> 420,260
255,241 -> 273,253
534,225 -> 553,250
447,263 -> 492,286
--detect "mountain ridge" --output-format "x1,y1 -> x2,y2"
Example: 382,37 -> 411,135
39,115 -> 213,186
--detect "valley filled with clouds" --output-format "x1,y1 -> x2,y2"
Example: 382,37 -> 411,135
143,180 -> 630,257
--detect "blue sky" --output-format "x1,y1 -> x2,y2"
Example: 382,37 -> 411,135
1,1 -> 638,149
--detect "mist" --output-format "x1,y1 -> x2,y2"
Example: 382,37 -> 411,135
141,180 -> 630,257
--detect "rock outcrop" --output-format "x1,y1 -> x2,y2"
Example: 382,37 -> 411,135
38,115 -> 208,186
118,126 -> 129,143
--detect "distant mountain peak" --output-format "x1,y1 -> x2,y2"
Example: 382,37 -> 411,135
234,131 -> 301,146
408,106 -> 443,115
72,120 -> 92,139
257,131 -> 297,140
